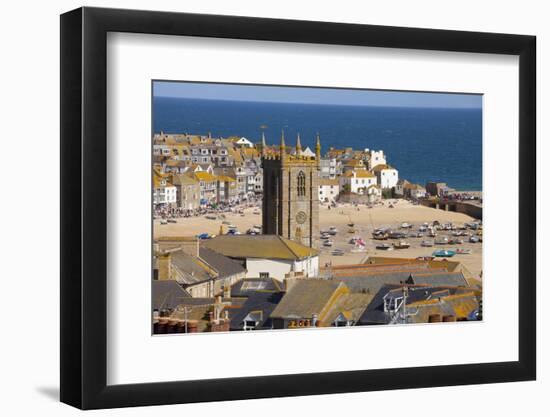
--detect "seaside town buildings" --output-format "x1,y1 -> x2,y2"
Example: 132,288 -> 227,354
152,131 -> 411,212
153,132 -> 422,213
152,130 -> 481,334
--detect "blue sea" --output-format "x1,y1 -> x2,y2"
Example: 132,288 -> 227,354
153,97 -> 482,191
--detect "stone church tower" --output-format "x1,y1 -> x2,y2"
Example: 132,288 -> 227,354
261,131 -> 321,249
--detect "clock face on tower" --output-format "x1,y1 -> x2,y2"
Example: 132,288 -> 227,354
296,211 -> 307,224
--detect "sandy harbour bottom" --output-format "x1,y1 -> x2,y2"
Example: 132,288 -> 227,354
154,199 -> 482,279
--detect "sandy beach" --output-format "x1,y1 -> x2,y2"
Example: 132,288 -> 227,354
154,199 -> 482,278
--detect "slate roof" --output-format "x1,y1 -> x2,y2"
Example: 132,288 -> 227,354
152,280 -> 191,311
270,280 -> 344,319
321,262 -> 438,277
199,247 -> 246,279
201,235 -> 319,260
324,270 -> 467,297
408,272 -> 468,287
358,284 -> 478,325
322,293 -> 373,325
364,256 -> 462,273
172,173 -> 199,186
229,291 -> 284,330
170,251 -> 215,285
406,292 -> 480,322
330,272 -> 418,295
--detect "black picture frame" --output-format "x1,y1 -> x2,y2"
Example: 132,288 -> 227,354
60,6 -> 536,410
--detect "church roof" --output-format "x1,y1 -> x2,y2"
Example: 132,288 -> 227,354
201,235 -> 319,260
301,147 -> 315,157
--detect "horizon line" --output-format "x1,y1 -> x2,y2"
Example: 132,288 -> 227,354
154,95 -> 482,110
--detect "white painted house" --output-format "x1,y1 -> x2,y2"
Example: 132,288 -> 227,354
367,149 -> 387,170
366,184 -> 382,203
202,235 -> 320,283
339,169 -> 377,194
318,178 -> 340,202
153,171 -> 177,208
372,164 -> 399,189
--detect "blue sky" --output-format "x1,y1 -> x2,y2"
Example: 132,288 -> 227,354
153,81 -> 482,109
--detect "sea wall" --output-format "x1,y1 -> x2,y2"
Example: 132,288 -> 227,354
421,200 -> 483,220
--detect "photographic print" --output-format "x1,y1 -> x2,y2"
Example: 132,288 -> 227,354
152,81 -> 483,334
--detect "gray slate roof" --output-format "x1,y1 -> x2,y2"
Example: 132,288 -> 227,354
170,250 -> 214,285
152,280 -> 191,311
409,272 -> 468,287
358,284 -> 474,325
229,291 -> 284,330
329,272 -> 418,295
199,247 -> 246,279
169,248 -> 246,286
328,271 -> 467,296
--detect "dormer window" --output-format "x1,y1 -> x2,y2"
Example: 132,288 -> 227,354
383,294 -> 404,313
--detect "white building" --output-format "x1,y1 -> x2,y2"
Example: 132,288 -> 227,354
318,178 -> 340,202
406,184 -> 427,199
234,137 -> 254,148
153,172 -> 177,208
254,171 -> 263,194
202,235 -> 320,282
394,179 -> 410,197
366,184 -> 382,203
339,170 -> 377,194
320,158 -> 337,179
367,149 -> 387,170
372,164 -> 399,189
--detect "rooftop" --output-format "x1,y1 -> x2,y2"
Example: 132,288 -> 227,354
152,280 -> 191,311
201,235 -> 319,260
270,279 -> 345,320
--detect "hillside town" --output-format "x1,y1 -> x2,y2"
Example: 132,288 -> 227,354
152,132 -> 483,333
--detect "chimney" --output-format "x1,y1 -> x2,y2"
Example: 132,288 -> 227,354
428,314 -> 442,323
180,237 -> 199,257
284,278 -> 296,292
284,271 -> 297,292
157,252 -> 172,280
223,285 -> 231,298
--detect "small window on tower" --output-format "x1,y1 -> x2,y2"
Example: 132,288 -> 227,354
297,171 -> 306,196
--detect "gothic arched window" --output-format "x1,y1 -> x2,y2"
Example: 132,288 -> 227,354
297,171 -> 306,197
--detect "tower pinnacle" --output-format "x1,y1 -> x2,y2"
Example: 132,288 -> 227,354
296,133 -> 302,155
261,131 -> 267,157
315,132 -> 321,161
280,130 -> 286,161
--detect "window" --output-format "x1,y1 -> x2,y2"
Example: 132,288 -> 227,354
297,171 -> 306,196
259,272 -> 269,279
